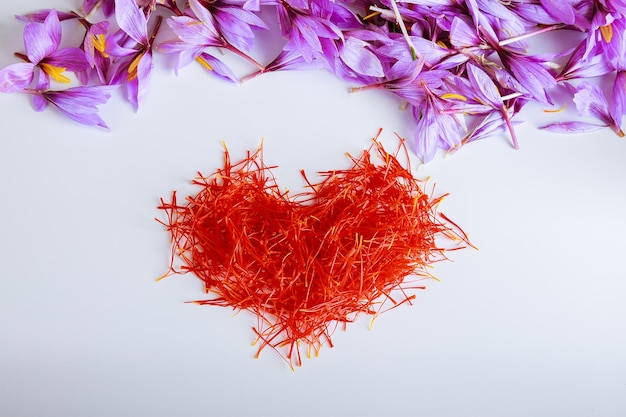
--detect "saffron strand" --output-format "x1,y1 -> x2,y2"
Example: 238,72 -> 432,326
158,135 -> 470,368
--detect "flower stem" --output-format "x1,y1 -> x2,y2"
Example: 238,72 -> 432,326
381,0 -> 420,61
224,44 -> 265,71
498,24 -> 564,47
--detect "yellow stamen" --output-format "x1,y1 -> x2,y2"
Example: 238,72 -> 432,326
543,104 -> 567,113
93,34 -> 109,58
441,92 -> 467,101
362,10 -> 381,20
127,51 -> 145,81
600,24 -> 613,43
195,55 -> 214,71
40,62 -> 71,83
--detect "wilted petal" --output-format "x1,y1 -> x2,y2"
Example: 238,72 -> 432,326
0,63 -> 35,93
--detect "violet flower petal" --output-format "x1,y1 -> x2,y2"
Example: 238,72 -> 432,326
23,21 -> 57,64
339,37 -> 384,78
41,85 -> 117,129
0,63 -> 35,93
114,0 -> 148,44
540,121 -> 608,133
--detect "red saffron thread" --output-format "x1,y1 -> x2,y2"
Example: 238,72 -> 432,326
157,131 -> 471,369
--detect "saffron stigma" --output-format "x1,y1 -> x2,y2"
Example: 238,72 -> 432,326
157,132 -> 471,369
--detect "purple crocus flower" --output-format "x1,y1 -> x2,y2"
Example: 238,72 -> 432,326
201,0 -> 269,52
0,10 -> 89,94
159,0 -> 263,79
107,0 -> 159,110
276,0 -> 344,66
27,85 -> 117,129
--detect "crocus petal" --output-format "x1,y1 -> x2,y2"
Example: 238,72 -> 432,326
540,121 -> 607,133
0,63 -> 35,93
44,10 -> 62,48
198,53 -> 239,83
82,0 -> 100,15
158,41 -> 203,74
413,108 -> 440,163
612,71 -> 626,123
43,85 -> 117,129
501,54 -> 555,103
114,0 -> 148,44
449,16 -> 480,48
558,40 -> 612,81
188,0 -> 220,35
539,0 -> 575,25
17,9 -> 77,23
32,93 -> 48,112
167,16 -> 221,47
571,81 -> 610,119
23,22 -> 57,64
128,51 -> 153,110
47,48 -> 91,72
466,64 -> 503,110
214,7 -> 268,51
340,37 -> 384,78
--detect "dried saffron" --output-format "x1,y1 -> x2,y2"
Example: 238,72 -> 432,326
157,132 -> 470,368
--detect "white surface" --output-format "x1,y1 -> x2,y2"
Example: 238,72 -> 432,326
1,2 -> 625,416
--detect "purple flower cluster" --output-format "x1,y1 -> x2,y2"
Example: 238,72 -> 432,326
1,0 -> 625,159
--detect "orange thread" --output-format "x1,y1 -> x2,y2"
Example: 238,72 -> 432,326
157,133 -> 470,368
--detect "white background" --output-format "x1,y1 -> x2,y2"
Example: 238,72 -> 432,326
1,1 -> 625,416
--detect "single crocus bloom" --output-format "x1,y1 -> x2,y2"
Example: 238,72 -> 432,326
0,10 -> 89,93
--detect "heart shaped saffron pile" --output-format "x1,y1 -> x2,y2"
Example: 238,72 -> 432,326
158,137 -> 469,368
